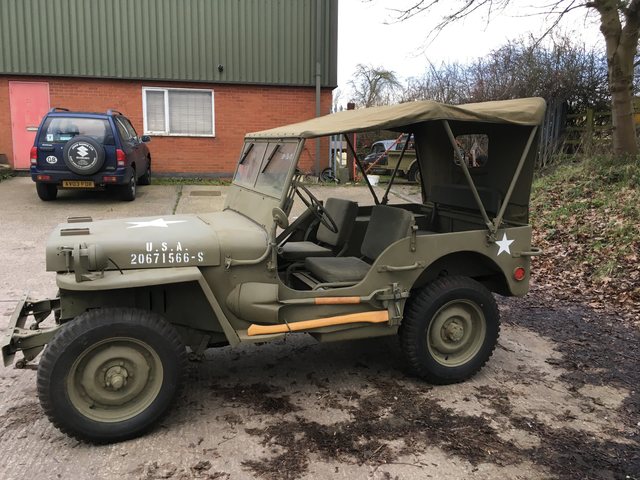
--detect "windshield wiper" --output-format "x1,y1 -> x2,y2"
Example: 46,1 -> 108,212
239,143 -> 255,164
261,144 -> 281,172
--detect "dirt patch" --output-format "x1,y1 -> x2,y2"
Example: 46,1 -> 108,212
242,377 -> 638,479
211,382 -> 299,415
0,401 -> 43,431
501,293 -> 640,433
133,461 -> 229,480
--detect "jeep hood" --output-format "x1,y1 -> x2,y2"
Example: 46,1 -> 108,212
45,211 -> 267,273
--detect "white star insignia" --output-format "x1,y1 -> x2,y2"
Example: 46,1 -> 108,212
495,233 -> 514,256
126,218 -> 187,229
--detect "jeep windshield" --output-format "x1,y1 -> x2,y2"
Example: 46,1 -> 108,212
38,117 -> 114,145
233,140 -> 299,198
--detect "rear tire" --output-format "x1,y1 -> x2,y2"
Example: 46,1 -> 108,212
36,182 -> 58,201
37,308 -> 187,443
400,276 -> 499,384
118,171 -> 136,201
407,163 -> 421,183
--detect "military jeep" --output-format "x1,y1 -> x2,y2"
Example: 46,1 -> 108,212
2,97 -> 545,443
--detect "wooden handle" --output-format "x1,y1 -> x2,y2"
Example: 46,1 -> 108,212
314,296 -> 361,305
247,310 -> 389,336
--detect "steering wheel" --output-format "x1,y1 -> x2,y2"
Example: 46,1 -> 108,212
293,182 -> 338,233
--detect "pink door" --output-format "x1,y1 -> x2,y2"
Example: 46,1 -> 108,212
9,82 -> 50,169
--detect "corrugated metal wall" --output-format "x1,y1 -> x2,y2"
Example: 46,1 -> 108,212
0,0 -> 338,86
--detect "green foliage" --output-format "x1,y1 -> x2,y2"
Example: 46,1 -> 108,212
152,177 -> 231,186
0,169 -> 14,183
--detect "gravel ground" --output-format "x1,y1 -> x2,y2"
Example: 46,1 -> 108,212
0,177 -> 637,480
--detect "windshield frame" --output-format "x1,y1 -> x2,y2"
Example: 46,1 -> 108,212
231,138 -> 302,201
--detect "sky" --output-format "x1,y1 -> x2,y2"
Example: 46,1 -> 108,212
336,0 -> 603,103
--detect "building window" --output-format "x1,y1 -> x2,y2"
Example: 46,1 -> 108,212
142,87 -> 215,137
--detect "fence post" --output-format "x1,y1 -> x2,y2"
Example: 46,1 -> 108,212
585,108 -> 594,151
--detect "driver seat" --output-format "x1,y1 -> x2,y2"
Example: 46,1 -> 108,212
305,205 -> 414,283
280,198 -> 358,261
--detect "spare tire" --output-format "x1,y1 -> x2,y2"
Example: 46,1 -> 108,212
63,136 -> 105,175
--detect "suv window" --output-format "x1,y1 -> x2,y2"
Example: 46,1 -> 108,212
39,117 -> 114,145
117,117 -> 139,141
115,118 -> 134,143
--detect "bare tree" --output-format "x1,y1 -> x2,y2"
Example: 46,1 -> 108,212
403,61 -> 473,103
348,64 -> 402,107
388,0 -> 640,156
402,35 -> 608,110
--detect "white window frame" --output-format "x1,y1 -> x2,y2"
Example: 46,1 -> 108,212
142,86 -> 215,137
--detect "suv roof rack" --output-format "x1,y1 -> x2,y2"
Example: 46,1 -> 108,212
49,107 -> 69,112
106,109 -> 124,116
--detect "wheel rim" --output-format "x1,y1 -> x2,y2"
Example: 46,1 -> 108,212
67,337 -> 163,422
426,300 -> 486,367
130,176 -> 136,196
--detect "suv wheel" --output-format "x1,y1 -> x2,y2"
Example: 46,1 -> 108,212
37,308 -> 187,443
138,159 -> 151,186
118,171 -> 136,201
400,276 -> 500,384
36,182 -> 58,201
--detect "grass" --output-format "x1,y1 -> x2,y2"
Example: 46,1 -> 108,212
0,168 -> 14,183
530,154 -> 639,317
152,176 -> 231,186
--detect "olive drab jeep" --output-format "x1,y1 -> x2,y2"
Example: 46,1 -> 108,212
1,97 -> 545,443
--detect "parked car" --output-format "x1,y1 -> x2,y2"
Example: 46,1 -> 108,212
362,139 -> 397,168
363,135 -> 420,181
30,108 -> 152,201
3,97 -> 545,443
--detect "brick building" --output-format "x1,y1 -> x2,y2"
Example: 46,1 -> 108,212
0,0 -> 338,175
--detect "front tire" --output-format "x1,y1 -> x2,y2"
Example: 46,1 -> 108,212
138,159 -> 151,186
400,276 -> 499,384
36,182 -> 58,201
37,308 -> 187,443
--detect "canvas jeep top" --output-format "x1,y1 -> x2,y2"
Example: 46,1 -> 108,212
2,97 -> 545,443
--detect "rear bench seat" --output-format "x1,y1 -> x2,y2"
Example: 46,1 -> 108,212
418,184 -> 502,234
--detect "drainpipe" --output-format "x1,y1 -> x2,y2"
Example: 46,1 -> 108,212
315,0 -> 322,175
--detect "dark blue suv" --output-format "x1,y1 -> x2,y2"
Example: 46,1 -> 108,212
31,108 -> 152,201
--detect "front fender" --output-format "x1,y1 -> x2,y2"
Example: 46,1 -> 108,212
56,267 -> 203,291
56,267 -> 240,346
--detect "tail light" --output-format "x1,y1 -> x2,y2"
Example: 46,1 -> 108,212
116,149 -> 126,167
30,146 -> 38,165
513,267 -> 526,281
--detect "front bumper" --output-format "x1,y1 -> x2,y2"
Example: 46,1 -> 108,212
1,294 -> 61,368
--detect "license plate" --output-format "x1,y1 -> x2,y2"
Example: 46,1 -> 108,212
62,180 -> 94,188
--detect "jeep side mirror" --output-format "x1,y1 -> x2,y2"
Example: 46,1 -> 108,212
272,207 -> 289,229
141,135 -> 151,143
